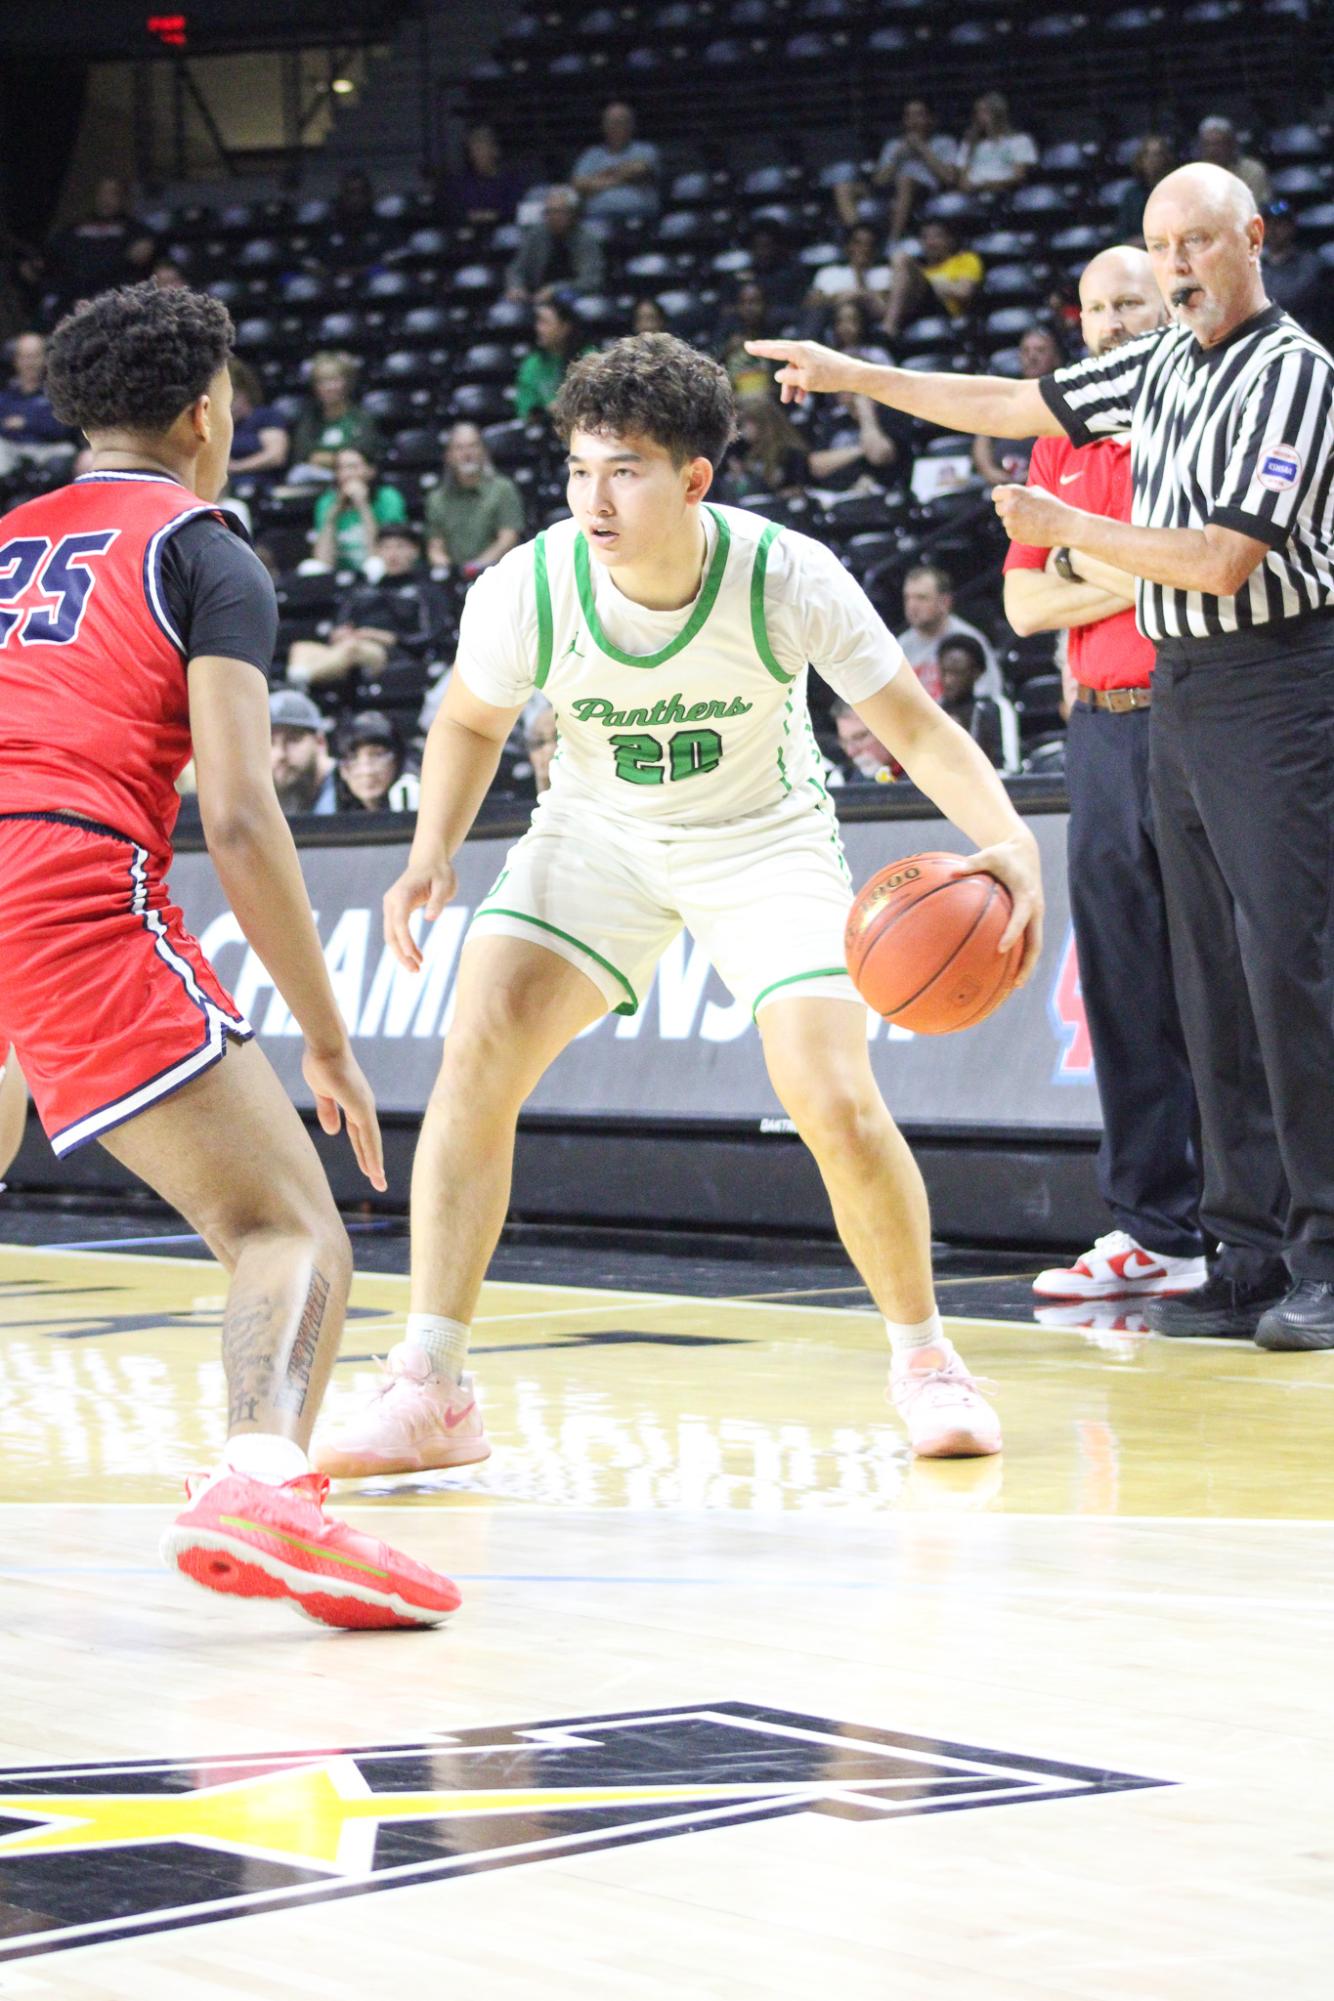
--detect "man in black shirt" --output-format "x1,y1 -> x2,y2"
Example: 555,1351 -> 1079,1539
286,522 -> 454,700
751,163 -> 1334,1347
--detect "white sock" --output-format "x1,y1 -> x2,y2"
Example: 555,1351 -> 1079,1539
224,1432 -> 309,1485
885,1310 -> 946,1358
405,1312 -> 470,1382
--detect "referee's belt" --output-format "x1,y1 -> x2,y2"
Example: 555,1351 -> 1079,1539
1074,683 -> 1152,713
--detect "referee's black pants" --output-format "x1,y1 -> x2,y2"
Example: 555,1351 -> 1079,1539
1150,627 -> 1334,1283
1065,701 -> 1202,1257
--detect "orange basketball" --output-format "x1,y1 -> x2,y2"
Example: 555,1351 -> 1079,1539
845,851 -> 1024,1034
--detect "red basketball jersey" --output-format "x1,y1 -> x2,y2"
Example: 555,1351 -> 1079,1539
0,471 -> 231,856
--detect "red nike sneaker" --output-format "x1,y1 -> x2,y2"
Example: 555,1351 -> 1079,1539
160,1469 -> 461,1629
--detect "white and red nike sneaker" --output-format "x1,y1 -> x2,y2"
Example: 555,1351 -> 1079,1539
1033,1231 -> 1207,1301
312,1345 -> 491,1480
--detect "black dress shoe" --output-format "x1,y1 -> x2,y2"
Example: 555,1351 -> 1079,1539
1144,1268 -> 1288,1339
1255,1281 -> 1334,1351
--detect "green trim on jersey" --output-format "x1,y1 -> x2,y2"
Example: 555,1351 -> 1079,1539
473,905 -> 639,1015
572,505 -> 732,670
750,520 -> 794,685
752,965 -> 851,1018
533,533 -> 554,689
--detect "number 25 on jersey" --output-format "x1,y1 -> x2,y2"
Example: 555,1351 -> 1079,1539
0,531 -> 118,646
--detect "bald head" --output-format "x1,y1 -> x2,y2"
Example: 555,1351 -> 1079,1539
1078,245 -> 1165,356
1141,163 -> 1265,347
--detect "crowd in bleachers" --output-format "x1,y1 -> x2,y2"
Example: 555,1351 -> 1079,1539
3,51 -> 1332,815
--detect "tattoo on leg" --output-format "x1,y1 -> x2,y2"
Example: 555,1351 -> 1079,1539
223,1290 -> 278,1430
276,1267 -> 331,1418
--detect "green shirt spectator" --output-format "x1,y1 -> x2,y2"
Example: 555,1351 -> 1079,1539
312,447 -> 408,571
514,298 -> 587,421
290,350 -> 382,474
425,422 -> 526,570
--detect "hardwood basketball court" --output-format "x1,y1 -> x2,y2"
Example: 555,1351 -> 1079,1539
0,1225 -> 1330,1996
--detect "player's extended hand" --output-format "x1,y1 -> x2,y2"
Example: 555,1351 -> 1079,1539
992,483 -> 1077,549
951,836 -> 1045,987
743,338 -> 860,405
383,858 -> 458,974
302,1042 -> 387,1192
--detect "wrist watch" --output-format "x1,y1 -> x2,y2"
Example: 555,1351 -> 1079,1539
1053,546 -> 1084,584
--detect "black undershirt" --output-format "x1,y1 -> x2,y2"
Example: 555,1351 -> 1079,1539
158,513 -> 278,674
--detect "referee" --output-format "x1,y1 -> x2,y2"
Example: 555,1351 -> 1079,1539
750,162 -> 1334,1349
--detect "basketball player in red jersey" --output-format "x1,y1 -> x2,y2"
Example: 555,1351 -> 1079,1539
0,283 -> 458,1629
0,1043 -> 25,1185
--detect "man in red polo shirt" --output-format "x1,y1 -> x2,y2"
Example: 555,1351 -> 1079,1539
1003,247 -> 1205,1303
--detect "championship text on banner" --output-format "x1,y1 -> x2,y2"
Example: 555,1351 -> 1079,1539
172,815 -> 1098,1132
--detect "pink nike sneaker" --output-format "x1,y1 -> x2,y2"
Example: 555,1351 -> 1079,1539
312,1345 -> 491,1480
890,1344 -> 1002,1459
160,1469 -> 461,1629
1033,1231 -> 1207,1300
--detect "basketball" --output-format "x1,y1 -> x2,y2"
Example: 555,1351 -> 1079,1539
845,851 -> 1024,1034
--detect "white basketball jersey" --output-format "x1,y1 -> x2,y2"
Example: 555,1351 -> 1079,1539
456,501 -> 903,828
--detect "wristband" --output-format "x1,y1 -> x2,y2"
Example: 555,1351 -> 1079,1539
1053,546 -> 1084,584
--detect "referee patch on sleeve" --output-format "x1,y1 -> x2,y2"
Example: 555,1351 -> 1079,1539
1256,445 -> 1302,492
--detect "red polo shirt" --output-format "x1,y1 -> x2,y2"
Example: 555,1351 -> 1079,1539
1002,435 -> 1155,690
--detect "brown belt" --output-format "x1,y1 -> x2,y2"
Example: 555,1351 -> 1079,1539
1075,683 -> 1152,713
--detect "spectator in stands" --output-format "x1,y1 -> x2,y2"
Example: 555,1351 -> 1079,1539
425,422 -> 525,575
827,699 -> 895,784
957,93 -> 1038,194
806,223 -> 892,318
0,332 -> 74,477
897,564 -> 999,702
333,169 -> 377,232
1192,116 -> 1271,207
514,297 -> 585,421
936,634 -> 1010,770
440,123 -> 531,226
1261,199 -> 1324,336
1114,135 -> 1176,244
807,392 -> 902,492
290,352 -> 382,479
837,100 -> 960,243
729,394 -> 810,501
632,297 -> 668,334
269,687 -> 337,816
880,219 -> 983,339
310,446 -> 407,574
39,176 -> 155,318
720,280 -> 779,399
972,324 -> 1064,490
289,522 -> 452,696
504,186 -> 605,302
571,101 -> 661,229
524,697 -> 557,795
227,359 -> 289,480
335,711 -> 421,815
151,257 -> 189,291
828,297 -> 892,366
744,219 -> 807,319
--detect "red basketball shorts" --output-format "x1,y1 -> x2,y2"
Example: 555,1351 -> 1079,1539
0,812 -> 251,1156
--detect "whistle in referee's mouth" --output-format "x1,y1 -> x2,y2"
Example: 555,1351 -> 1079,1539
1171,284 -> 1202,307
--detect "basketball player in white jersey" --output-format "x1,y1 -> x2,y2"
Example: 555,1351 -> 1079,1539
315,335 -> 1043,1475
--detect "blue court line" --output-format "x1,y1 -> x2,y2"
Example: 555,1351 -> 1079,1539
0,1566 -> 882,1587
42,1220 -> 392,1254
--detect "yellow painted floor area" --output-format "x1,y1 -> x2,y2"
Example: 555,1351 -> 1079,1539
1,1241 -> 1333,1997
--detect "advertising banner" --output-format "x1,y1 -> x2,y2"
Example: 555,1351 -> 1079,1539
172,812 -> 1097,1133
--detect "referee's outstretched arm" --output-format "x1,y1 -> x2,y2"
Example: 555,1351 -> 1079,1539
746,337 -> 1058,441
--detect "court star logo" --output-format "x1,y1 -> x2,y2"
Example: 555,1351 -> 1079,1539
0,1702 -> 1168,1962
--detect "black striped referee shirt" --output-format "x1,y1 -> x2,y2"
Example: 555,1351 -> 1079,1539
1039,304 -> 1334,642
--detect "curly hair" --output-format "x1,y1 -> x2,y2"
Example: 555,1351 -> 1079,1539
551,332 -> 737,469
46,282 -> 234,435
